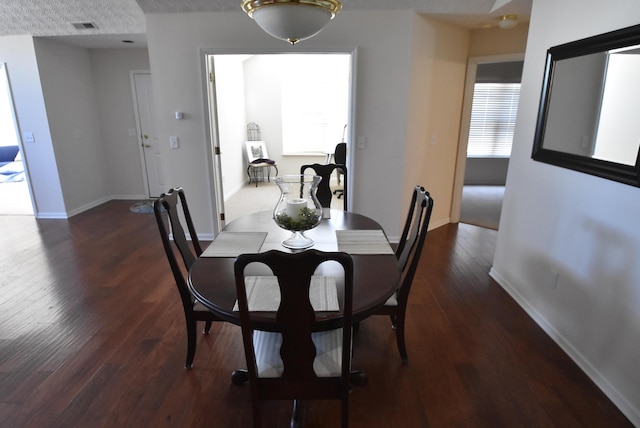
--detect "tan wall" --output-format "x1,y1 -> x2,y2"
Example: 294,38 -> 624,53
403,15 -> 470,231
469,24 -> 530,57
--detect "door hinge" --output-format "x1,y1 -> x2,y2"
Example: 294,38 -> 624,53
209,72 -> 215,82
214,146 -> 221,155
220,213 -> 225,221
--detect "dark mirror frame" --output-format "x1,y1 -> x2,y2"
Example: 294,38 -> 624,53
532,23 -> 640,187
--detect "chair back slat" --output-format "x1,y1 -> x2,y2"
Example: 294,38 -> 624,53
234,249 -> 354,410
300,163 -> 348,210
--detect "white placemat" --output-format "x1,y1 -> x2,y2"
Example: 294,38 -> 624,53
201,231 -> 267,257
336,229 -> 394,255
233,276 -> 339,312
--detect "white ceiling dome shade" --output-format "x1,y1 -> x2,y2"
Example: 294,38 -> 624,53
242,0 -> 342,45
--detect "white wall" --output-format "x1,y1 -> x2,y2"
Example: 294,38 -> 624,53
492,0 -> 640,423
145,10 -> 418,238
0,36 -> 66,217
34,39 -> 109,215
90,48 -> 150,199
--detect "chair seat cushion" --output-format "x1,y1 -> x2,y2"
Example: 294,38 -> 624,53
254,329 -> 344,378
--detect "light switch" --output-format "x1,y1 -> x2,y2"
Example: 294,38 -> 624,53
169,136 -> 179,149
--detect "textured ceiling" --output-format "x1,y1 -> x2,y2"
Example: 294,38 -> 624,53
0,0 -> 531,49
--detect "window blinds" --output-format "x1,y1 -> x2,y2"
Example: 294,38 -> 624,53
467,83 -> 521,158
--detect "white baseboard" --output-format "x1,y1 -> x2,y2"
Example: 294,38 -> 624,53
489,268 -> 640,426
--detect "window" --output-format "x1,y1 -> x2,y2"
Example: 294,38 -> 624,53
280,55 -> 350,155
467,83 -> 520,157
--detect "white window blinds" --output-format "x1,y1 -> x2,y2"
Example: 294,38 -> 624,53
467,83 -> 521,158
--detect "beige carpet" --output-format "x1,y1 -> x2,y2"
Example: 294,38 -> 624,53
224,179 -> 344,225
0,181 -> 33,215
460,185 -> 504,230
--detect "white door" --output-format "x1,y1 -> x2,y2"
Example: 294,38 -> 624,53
131,72 -> 164,198
206,56 -> 227,231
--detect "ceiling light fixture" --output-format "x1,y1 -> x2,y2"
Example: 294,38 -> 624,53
241,0 -> 342,45
497,15 -> 518,29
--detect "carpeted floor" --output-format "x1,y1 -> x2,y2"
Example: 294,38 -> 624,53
459,185 -> 504,230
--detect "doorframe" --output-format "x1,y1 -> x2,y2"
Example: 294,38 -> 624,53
450,53 -> 525,223
200,48 -> 358,234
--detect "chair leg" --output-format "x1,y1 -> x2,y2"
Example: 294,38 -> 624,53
395,314 -> 408,364
341,397 -> 349,428
185,318 -> 197,369
203,320 -> 212,334
290,400 -> 302,428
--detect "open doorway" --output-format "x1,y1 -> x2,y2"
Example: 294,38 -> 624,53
452,55 -> 523,230
0,63 -> 33,216
206,53 -> 353,227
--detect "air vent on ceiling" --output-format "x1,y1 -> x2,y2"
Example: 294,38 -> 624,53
72,22 -> 98,30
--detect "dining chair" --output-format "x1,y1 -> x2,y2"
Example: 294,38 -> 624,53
154,187 -> 222,369
300,163 -> 348,211
234,249 -> 366,428
373,185 -> 434,364
333,142 -> 347,199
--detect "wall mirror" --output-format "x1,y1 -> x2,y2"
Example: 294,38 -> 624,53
532,24 -> 640,187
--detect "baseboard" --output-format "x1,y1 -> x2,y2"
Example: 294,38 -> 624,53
35,211 -> 68,219
489,268 -> 640,426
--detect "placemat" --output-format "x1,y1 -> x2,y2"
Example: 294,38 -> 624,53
233,276 -> 339,312
336,229 -> 394,254
201,231 -> 267,257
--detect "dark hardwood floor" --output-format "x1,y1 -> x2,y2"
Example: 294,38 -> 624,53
0,201 -> 632,427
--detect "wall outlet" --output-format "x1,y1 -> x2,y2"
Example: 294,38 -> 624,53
169,136 -> 179,149
357,136 -> 366,149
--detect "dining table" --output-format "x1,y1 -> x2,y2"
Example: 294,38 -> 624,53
188,209 -> 401,332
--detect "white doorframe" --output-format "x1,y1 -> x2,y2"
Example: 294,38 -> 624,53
201,48 -> 358,234
450,53 -> 525,223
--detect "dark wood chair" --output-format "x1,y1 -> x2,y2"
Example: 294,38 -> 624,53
234,249 -> 366,428
300,163 -> 348,211
333,142 -> 347,199
153,187 -> 222,369
372,185 -> 434,364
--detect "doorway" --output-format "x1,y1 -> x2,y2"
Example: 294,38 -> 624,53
0,62 -> 33,216
205,53 -> 354,229
131,71 -> 163,198
451,55 -> 524,230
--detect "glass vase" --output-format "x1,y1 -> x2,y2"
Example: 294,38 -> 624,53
274,174 -> 323,249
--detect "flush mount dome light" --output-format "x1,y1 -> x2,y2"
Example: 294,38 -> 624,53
241,0 -> 342,45
498,14 -> 518,29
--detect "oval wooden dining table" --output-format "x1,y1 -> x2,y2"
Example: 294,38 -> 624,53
188,209 -> 401,331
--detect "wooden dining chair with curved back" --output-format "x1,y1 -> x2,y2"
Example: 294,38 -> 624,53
154,187 -> 223,368
373,185 -> 434,364
333,142 -> 347,199
234,249 -> 366,428
300,163 -> 348,211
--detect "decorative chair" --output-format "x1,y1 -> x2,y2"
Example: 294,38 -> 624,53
246,141 -> 278,187
234,249 -> 366,428
300,163 -> 347,211
154,187 -> 223,368
372,185 -> 434,364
